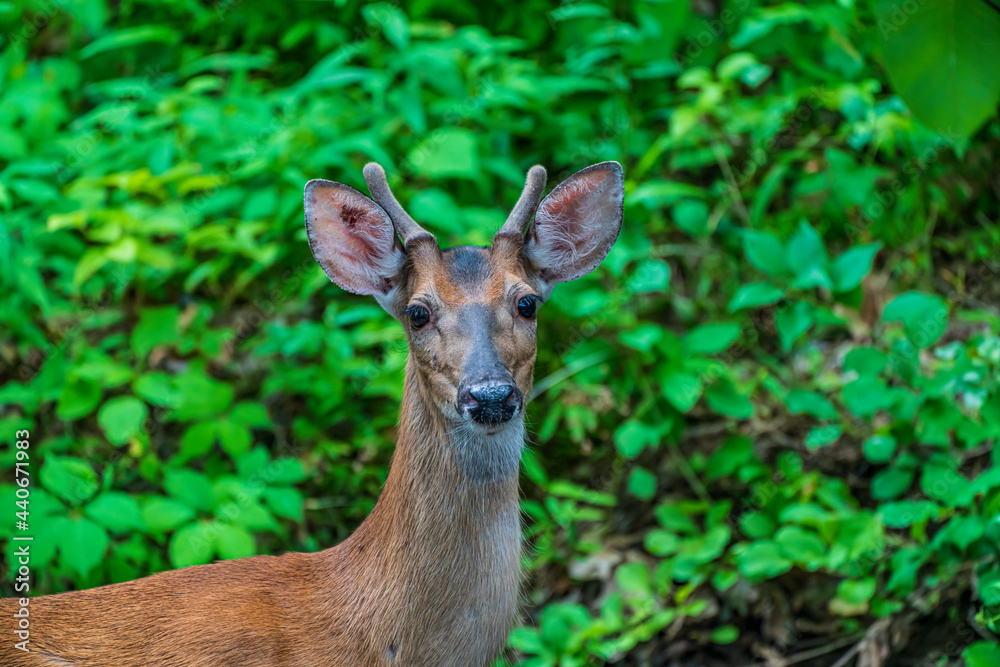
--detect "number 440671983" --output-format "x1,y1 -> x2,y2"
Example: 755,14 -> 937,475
15,430 -> 30,529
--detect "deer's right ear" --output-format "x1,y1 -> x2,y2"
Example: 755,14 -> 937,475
304,179 -> 406,304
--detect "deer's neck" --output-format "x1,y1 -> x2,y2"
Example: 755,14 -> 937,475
327,365 -> 523,663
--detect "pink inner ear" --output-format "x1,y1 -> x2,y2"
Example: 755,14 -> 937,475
305,182 -> 404,296
541,170 -> 609,217
529,164 -> 623,285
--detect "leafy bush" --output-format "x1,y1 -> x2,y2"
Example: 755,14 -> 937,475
1,0 -> 998,664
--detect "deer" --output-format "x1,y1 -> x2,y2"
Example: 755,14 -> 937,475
1,160 -> 624,666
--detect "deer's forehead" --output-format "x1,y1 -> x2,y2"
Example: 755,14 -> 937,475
413,245 -> 524,306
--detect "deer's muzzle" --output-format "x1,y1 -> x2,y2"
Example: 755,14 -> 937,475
458,381 -> 522,425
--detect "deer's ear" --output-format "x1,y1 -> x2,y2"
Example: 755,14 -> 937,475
524,161 -> 624,295
304,179 -> 405,300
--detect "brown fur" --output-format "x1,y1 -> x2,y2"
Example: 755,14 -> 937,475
2,162 -> 624,666
1,243 -> 534,667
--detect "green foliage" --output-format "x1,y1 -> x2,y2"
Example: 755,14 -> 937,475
875,0 -> 1000,138
1,0 -> 999,664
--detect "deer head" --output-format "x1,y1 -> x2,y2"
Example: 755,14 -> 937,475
304,161 -> 624,446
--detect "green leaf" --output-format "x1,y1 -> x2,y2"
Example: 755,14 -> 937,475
361,2 -> 410,50
629,0 -> 691,65
791,265 -> 833,291
876,0 -> 1000,138
229,402 -> 273,428
739,512 -> 775,539
785,389 -> 836,420
645,529 -> 680,555
179,422 -> 218,461
673,199 -> 710,237
22,515 -> 59,574
727,282 -> 784,312
169,522 -> 215,568
737,541 -> 792,580
883,291 -> 949,348
216,421 -> 252,458
713,569 -> 740,593
236,447 -> 271,480
133,372 -> 183,408
843,347 -> 888,377
935,516 -> 984,551
661,372 -> 703,412
57,377 -> 103,420
862,435 -> 897,464
619,323 -> 663,352
142,498 -> 196,532
711,625 -> 739,645
41,456 -> 99,505
171,366 -> 234,421
507,627 -> 545,655
916,398 -> 963,446
842,377 -> 892,417
97,396 -> 148,446
775,526 -> 826,567
59,517 -> 109,578
85,493 -> 144,533
785,220 -> 830,288
627,467 -> 657,501
685,524 -> 733,569
831,243 -> 881,292
706,436 -> 757,481
215,524 -> 256,560
742,229 -> 787,275
705,379 -> 753,419
682,322 -> 741,355
920,462 -> 973,507
75,358 -> 133,388
837,578 -> 876,604
632,181 -> 707,207
407,128 -> 479,179
780,503 -> 830,525
615,562 -> 651,594
872,466 -> 914,501
228,501 -> 277,532
627,259 -> 671,293
79,25 -> 181,59
654,505 -> 699,533
775,302 -> 815,350
132,306 -> 180,360
964,641 -> 1000,667
879,500 -> 939,527
164,469 -> 216,513
263,487 -> 303,521
267,458 -> 308,485
614,420 -> 660,458
805,425 -> 842,449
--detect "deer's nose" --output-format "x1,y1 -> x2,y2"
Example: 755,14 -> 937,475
458,382 -> 521,425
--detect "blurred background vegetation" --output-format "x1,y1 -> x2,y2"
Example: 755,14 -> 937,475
2,0 -> 1000,664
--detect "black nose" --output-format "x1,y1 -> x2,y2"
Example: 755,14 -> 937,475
458,383 -> 522,425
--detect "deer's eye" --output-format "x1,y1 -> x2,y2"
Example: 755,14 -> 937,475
517,296 -> 537,319
405,305 -> 431,329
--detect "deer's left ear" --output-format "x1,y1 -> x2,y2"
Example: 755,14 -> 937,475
524,161 -> 624,297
